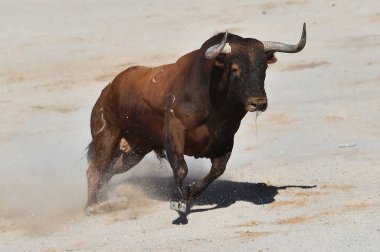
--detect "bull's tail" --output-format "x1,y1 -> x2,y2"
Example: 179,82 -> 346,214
87,141 -> 95,164
154,149 -> 167,169
154,149 -> 167,161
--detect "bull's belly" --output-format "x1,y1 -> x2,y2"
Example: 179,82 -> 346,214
120,115 -> 233,158
120,113 -> 165,151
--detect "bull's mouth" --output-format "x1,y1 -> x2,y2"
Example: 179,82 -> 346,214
246,97 -> 267,112
246,105 -> 266,112
246,104 -> 257,112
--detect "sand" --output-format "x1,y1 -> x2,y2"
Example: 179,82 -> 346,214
0,0 -> 379,251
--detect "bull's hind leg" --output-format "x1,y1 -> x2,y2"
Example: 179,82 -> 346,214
86,125 -> 120,212
86,162 -> 106,209
86,136 -> 146,215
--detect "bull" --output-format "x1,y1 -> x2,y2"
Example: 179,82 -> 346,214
86,24 -> 306,214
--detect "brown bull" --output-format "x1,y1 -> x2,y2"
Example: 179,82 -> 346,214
86,24 -> 306,214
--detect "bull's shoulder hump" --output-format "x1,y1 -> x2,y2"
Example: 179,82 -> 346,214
176,50 -> 199,65
124,65 -> 150,74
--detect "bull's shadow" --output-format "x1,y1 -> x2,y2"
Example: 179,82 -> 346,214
116,176 -> 316,224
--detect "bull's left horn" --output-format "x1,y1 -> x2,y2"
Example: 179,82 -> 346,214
205,30 -> 231,59
262,23 -> 306,53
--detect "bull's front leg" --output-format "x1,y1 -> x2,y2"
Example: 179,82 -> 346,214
164,113 -> 188,213
187,149 -> 232,202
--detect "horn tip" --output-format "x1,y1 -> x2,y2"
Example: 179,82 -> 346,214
224,29 -> 229,37
299,23 -> 307,51
222,29 -> 229,42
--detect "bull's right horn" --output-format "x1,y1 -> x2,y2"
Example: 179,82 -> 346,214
262,23 -> 306,53
205,30 -> 231,59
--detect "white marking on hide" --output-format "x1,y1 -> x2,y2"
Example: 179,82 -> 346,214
170,95 -> 175,115
165,93 -> 176,116
152,77 -> 158,83
93,107 -> 106,135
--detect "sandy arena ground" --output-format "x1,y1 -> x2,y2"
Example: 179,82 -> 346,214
0,0 -> 379,251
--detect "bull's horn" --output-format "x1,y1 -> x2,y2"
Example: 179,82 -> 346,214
262,23 -> 306,53
205,30 -> 231,59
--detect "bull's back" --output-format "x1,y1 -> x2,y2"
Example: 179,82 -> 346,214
113,64 -> 175,111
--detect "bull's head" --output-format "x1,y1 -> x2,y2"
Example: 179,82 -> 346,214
205,23 -> 306,113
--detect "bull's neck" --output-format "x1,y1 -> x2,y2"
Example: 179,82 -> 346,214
177,50 -> 212,99
178,50 -> 247,121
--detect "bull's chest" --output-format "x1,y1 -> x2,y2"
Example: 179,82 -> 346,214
184,119 -> 241,158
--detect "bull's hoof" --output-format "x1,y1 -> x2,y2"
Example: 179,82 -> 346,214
84,206 -> 95,216
170,200 -> 187,213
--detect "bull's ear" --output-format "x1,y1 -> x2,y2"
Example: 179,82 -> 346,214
266,52 -> 277,64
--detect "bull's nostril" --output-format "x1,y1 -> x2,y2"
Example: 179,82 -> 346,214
247,97 -> 267,112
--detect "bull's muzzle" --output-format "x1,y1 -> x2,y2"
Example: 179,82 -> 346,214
246,97 -> 267,112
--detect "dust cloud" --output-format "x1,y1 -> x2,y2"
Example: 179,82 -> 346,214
0,162 -> 85,235
0,142 -> 213,235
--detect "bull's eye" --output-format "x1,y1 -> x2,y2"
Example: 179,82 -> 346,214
231,64 -> 241,77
